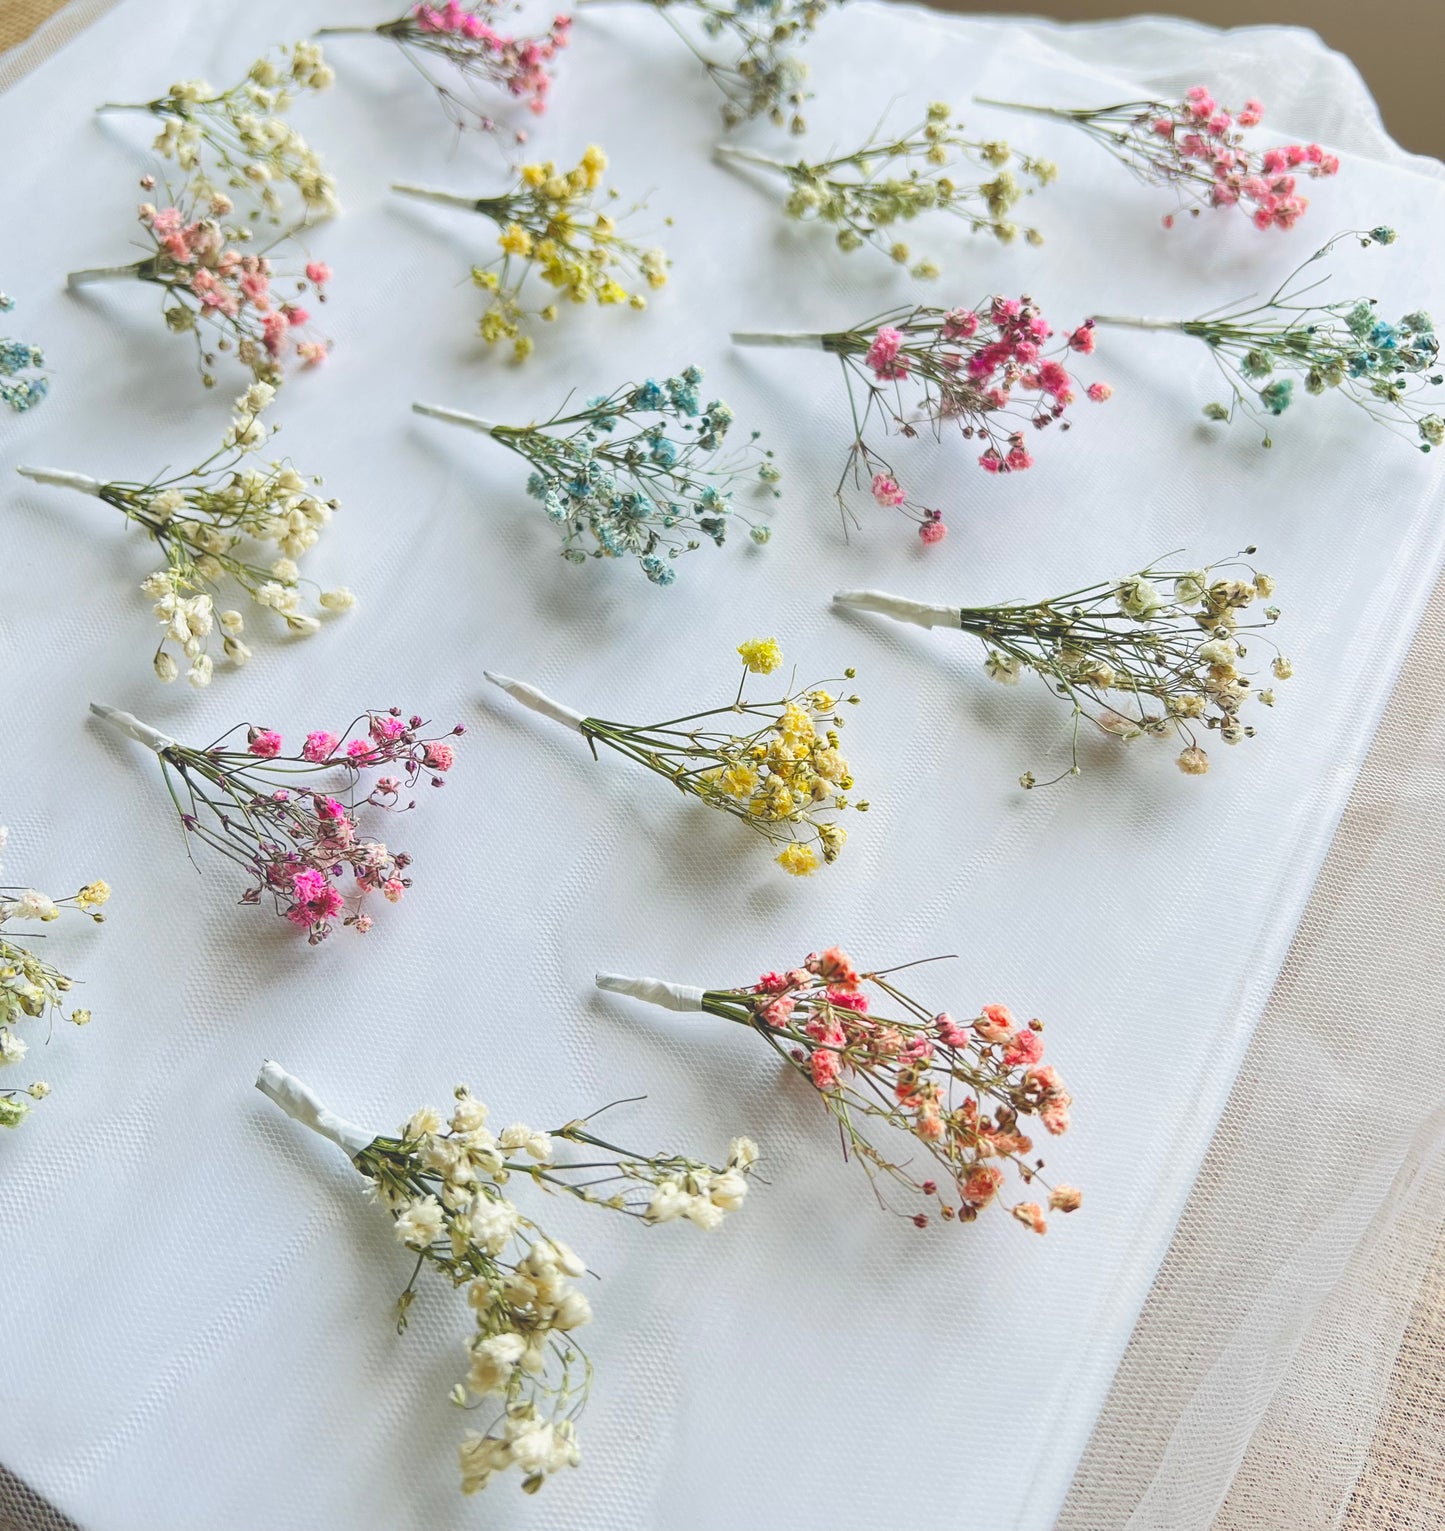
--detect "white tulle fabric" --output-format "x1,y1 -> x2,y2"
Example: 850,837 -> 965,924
0,3 -> 1443,1530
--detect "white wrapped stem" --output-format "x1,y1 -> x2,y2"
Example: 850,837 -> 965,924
254,1060 -> 373,1159
732,330 -> 826,350
66,262 -> 142,289
714,144 -> 787,173
391,182 -> 482,213
412,401 -> 497,436
595,972 -> 707,1012
16,466 -> 104,497
484,671 -> 587,733
1089,314 -> 1187,332
89,703 -> 175,753
833,589 -> 961,630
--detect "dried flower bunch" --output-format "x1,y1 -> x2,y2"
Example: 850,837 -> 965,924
598,948 -> 1078,1230
18,384 -> 351,688
485,638 -> 866,875
977,83 -> 1339,230
836,552 -> 1287,785
735,298 -> 1109,541
0,291 -> 49,414
394,145 -> 666,362
257,1061 -> 754,1495
716,102 -> 1056,275
319,3 -> 572,133
1094,228 -> 1443,449
98,42 -> 339,224
0,827 -> 109,1129
413,367 -> 777,583
90,705 -> 463,943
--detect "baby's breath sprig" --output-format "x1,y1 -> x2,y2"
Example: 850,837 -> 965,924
836,553 -> 1286,785
485,638 -> 865,876
19,384 -> 351,687
257,1060 -> 754,1495
0,828 -> 110,1129
736,297 -> 1109,542
414,367 -> 777,584
318,3 -> 572,133
91,705 -> 463,943
977,83 -> 1338,231
0,291 -> 49,414
1093,228 -> 1444,450
599,947 -> 1078,1232
393,145 -> 666,362
716,102 -> 1055,276
97,43 -> 339,224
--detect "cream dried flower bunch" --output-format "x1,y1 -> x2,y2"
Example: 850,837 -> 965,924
716,102 -> 1056,276
18,384 -> 351,688
257,1062 -> 755,1495
486,638 -> 866,876
0,826 -> 110,1129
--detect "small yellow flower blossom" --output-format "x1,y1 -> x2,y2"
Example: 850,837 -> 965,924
777,843 -> 820,876
737,637 -> 783,674
498,223 -> 533,257
719,764 -> 759,798
75,881 -> 111,911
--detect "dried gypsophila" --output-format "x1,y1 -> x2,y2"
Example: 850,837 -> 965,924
485,637 -> 866,876
67,179 -> 333,390
413,366 -> 777,584
393,144 -> 667,364
18,384 -> 352,688
597,947 -> 1078,1232
90,705 -> 463,943
0,826 -> 110,1129
1092,227 -> 1444,451
318,3 -> 571,134
716,101 -> 1056,277
976,83 -> 1339,232
97,42 -> 339,224
835,551 -> 1288,786
256,1060 -> 755,1495
734,297 -> 1110,544
0,290 -> 49,414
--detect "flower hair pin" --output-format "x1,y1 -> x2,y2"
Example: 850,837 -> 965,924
0,826 -> 110,1129
976,84 -> 1339,230
19,384 -> 351,688
715,102 -> 1056,277
68,179 -> 332,389
318,4 -> 571,134
734,298 -> 1110,542
0,291 -> 49,414
597,948 -> 1078,1231
1093,228 -> 1443,449
485,638 -> 865,876
413,368 -> 777,584
97,43 -> 339,224
393,145 -> 666,362
90,705 -> 463,942
257,1061 -> 754,1494
835,552 -> 1286,786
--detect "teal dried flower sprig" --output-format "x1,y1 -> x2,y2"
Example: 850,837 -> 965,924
1092,228 -> 1444,449
716,102 -> 1056,277
414,367 -> 779,585
0,293 -> 49,414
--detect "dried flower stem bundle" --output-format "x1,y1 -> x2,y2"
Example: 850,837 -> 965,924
318,3 -> 571,133
257,1060 -> 754,1494
0,291 -> 48,413
716,101 -> 1056,275
977,83 -> 1339,230
835,553 -> 1287,785
598,948 -> 1078,1231
0,827 -> 110,1128
485,638 -> 865,875
18,384 -> 350,687
91,705 -> 463,942
1093,228 -> 1443,449
393,144 -> 666,362
413,367 -> 777,584
98,43 -> 339,223
735,298 -> 1109,542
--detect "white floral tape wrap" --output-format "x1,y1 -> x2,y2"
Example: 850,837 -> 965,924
254,1060 -> 373,1159
833,588 -> 962,630
484,670 -> 587,732
88,703 -> 175,753
391,182 -> 482,213
594,972 -> 707,1012
730,330 -> 826,349
15,465 -> 103,496
411,401 -> 497,436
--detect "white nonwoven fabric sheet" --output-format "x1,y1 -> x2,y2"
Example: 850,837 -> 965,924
1,2 -> 1443,1529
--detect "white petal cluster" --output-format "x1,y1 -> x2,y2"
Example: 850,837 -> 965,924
642,1135 -> 758,1228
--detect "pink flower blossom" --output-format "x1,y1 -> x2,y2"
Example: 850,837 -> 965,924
249,729 -> 283,758
919,520 -> 946,546
1002,1027 -> 1045,1067
423,741 -> 455,772
305,261 -> 332,286
1087,381 -> 1113,402
870,472 -> 906,507
303,730 -> 338,762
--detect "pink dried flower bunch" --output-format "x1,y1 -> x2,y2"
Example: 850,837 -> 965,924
979,85 -> 1339,231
